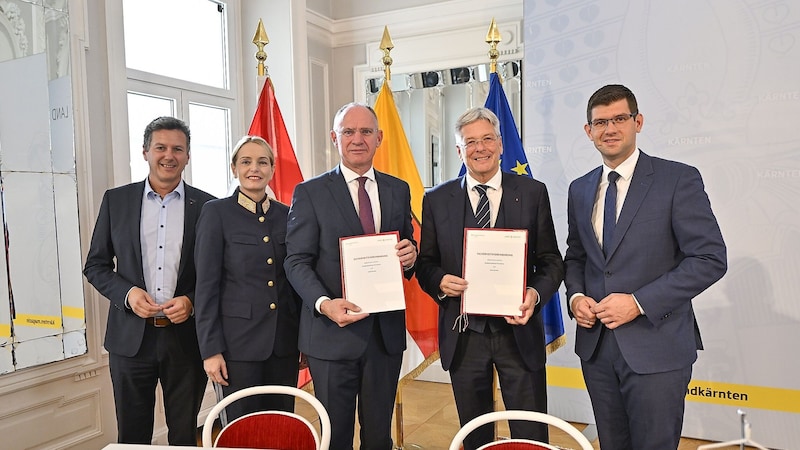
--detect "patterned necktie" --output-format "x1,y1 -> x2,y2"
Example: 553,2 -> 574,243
474,184 -> 491,228
357,176 -> 375,234
603,171 -> 621,256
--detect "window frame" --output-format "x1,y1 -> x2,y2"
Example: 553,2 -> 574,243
105,0 -> 244,189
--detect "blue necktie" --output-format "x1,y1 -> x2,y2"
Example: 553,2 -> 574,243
474,185 -> 491,228
603,171 -> 621,256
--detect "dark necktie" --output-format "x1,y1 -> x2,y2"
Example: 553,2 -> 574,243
474,184 -> 491,228
357,176 -> 375,234
603,171 -> 621,256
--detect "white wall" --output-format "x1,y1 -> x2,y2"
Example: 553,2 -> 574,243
524,1 -> 800,448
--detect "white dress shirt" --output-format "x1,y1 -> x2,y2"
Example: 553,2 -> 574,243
570,149 -> 644,313
140,180 -> 185,312
315,165 -> 382,313
464,170 -> 503,228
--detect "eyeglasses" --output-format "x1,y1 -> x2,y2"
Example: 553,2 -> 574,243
460,135 -> 499,151
337,128 -> 376,137
589,113 -> 637,130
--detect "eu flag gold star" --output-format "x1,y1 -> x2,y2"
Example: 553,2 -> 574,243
511,160 -> 529,176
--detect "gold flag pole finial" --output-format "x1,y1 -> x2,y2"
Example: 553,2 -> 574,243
486,18 -> 502,75
380,26 -> 394,82
252,19 -> 270,77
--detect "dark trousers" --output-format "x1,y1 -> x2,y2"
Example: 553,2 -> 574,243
109,324 -> 207,445
449,324 -> 548,450
220,353 -> 300,422
307,322 -> 402,450
582,329 -> 692,450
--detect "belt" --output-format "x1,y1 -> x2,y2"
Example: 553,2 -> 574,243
145,316 -> 172,327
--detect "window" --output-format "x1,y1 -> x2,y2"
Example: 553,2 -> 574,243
122,0 -> 239,199
123,0 -> 229,89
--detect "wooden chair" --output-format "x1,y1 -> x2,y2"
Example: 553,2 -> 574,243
448,410 -> 594,450
201,385 -> 331,449
476,438 -> 560,450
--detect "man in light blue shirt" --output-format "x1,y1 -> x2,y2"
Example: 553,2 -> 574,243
84,116 -> 215,445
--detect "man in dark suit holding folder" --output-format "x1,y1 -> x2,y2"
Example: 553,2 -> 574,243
416,107 -> 564,450
84,117 -> 214,445
284,103 -> 417,450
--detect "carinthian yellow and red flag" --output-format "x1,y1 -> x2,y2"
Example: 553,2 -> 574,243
373,82 -> 439,378
248,78 -> 304,204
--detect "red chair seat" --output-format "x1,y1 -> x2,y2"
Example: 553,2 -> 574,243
477,438 -> 560,450
215,411 -> 317,449
201,385 -> 331,449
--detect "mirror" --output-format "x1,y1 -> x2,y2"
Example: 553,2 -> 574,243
365,60 -> 522,187
0,0 -> 86,373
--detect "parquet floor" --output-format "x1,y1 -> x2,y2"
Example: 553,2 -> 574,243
286,380 -> 725,449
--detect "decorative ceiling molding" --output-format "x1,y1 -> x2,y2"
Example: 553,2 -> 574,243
361,20 -> 522,77
306,0 -> 522,48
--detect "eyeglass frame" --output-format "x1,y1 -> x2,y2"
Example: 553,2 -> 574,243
589,113 -> 638,130
459,135 -> 501,151
336,127 -> 377,138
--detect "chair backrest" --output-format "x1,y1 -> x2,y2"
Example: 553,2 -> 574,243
477,438 -> 560,450
448,410 -> 594,450
215,411 -> 318,449
202,385 -> 331,450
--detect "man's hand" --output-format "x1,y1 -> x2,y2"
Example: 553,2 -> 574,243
162,295 -> 193,324
592,293 -> 640,330
204,353 -> 229,386
571,295 -> 599,329
439,274 -> 468,298
396,238 -> 417,269
506,288 -> 537,326
320,298 -> 369,327
127,287 -> 162,319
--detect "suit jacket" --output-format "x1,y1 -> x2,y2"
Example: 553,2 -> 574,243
416,172 -> 564,371
83,181 -> 215,358
194,192 -> 300,361
284,166 -> 415,360
564,151 -> 727,374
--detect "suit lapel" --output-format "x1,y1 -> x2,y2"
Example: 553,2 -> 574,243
179,184 -> 200,278
375,171 -> 394,233
448,178 -> 469,265
581,168 -> 605,261
499,172 -> 521,228
130,181 -> 146,282
328,167 -> 364,235
606,153 -> 654,259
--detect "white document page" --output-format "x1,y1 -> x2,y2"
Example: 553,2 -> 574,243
462,228 -> 528,316
340,232 -> 406,313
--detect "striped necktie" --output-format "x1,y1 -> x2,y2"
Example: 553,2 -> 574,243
474,184 -> 490,228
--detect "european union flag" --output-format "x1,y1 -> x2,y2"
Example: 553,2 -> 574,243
478,72 -> 567,354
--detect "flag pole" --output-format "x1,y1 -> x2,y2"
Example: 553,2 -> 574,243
486,18 -> 501,76
250,19 -> 309,376
380,28 -> 417,450
486,18 -> 503,442
252,19 -> 269,92
249,19 -> 275,200
253,18 -> 269,77
381,29 -> 407,450
380,26 -> 393,83
372,24 -> 437,449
